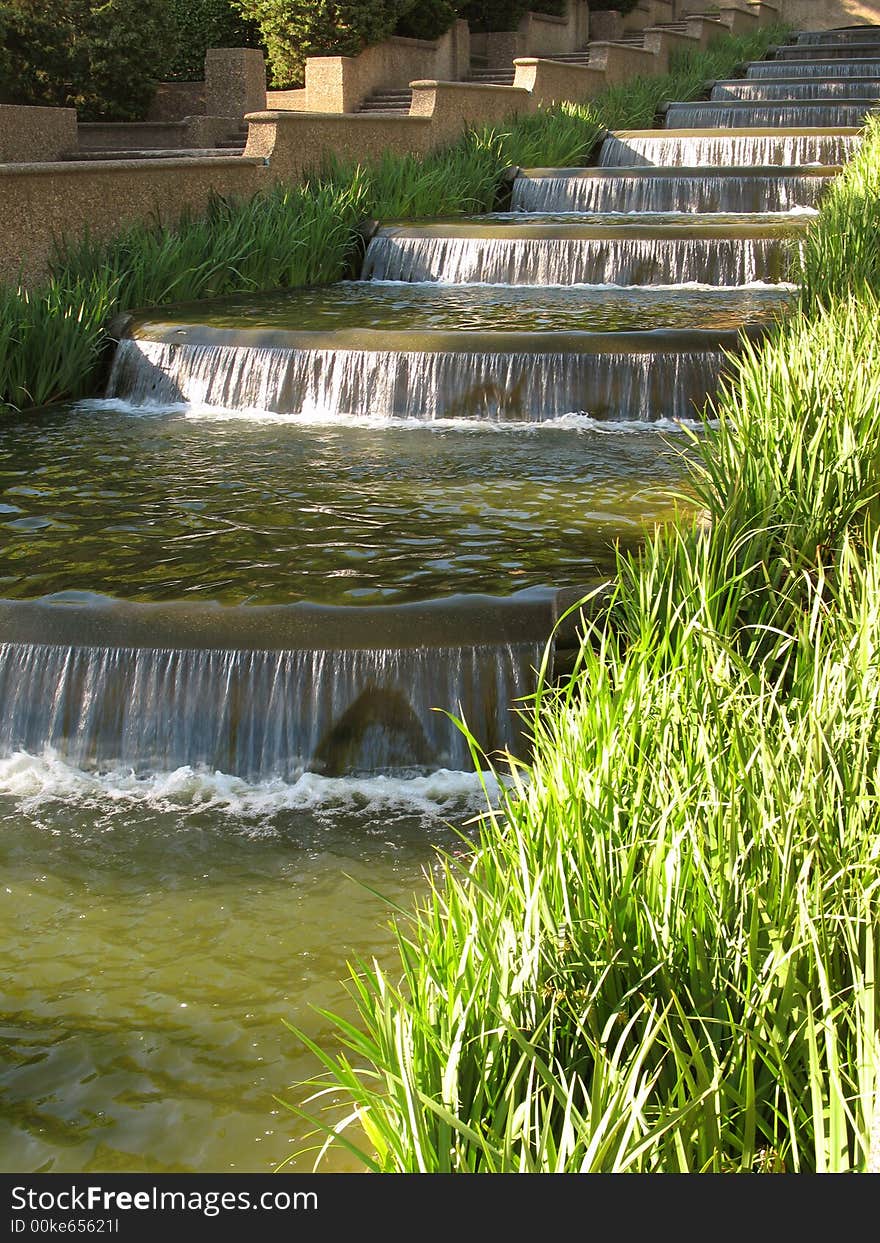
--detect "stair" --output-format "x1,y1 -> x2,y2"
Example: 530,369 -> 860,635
358,89 -> 413,114
61,147 -> 244,161
467,67 -> 518,85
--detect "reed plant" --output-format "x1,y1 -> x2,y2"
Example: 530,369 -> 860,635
283,46 -> 880,1175
0,22 -> 785,414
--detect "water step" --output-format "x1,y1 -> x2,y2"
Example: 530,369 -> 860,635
0,597 -> 552,775
128,281 -> 790,336
774,42 -> 880,59
598,127 -> 861,168
796,27 -> 880,43
663,98 -> 877,127
110,329 -> 757,424
362,218 -> 807,286
109,281 -> 788,424
747,58 -> 880,78
511,165 -> 838,213
711,77 -> 880,100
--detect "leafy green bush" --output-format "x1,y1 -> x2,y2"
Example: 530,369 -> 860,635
235,0 -> 410,87
586,0 -> 639,13
163,0 -> 263,82
457,0 -> 530,32
0,0 -> 166,120
395,0 -> 458,41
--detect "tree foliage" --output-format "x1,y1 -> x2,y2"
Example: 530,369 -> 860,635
0,0 -> 165,119
234,0 -> 411,87
163,0 -> 263,82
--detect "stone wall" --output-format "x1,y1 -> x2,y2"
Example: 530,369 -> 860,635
0,156 -> 265,285
0,105 -> 78,163
147,82 -> 206,123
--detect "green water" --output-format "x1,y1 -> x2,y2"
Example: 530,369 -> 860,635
137,282 -> 791,336
0,404 -> 690,606
0,780 -> 476,1173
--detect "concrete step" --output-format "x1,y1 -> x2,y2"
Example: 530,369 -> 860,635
62,147 -> 242,161
359,88 -> 413,114
468,69 -> 517,80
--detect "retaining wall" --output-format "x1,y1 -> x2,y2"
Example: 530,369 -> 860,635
0,105 -> 77,163
0,156 -> 265,285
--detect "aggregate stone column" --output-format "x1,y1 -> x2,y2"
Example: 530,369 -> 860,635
205,48 -> 267,119
587,11 -> 624,40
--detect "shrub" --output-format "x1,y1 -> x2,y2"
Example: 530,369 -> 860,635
234,0 -> 409,86
0,0 -> 166,120
457,0 -> 531,32
395,0 -> 458,41
163,0 -> 263,82
586,0 -> 640,13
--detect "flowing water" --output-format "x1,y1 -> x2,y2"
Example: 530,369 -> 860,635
361,225 -> 802,286
597,131 -> 861,167
1,25 -> 866,1174
510,170 -> 829,213
711,78 -> 880,100
746,58 -> 880,77
664,101 -> 876,127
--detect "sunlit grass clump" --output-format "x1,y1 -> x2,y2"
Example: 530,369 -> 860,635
283,61 -> 880,1176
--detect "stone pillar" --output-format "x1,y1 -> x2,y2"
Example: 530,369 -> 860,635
205,48 -> 267,120
587,10 -> 624,40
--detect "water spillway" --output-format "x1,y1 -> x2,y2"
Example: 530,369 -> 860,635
796,27 -> 880,44
746,58 -> 880,78
361,219 -> 805,286
775,41 -> 880,59
5,21 -> 877,1173
711,78 -> 880,100
108,331 -> 738,423
597,128 -> 862,168
0,598 -> 554,776
510,167 -> 833,214
664,99 -> 877,128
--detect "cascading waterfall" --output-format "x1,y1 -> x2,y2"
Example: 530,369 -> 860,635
108,336 -> 725,422
0,640 -> 542,776
747,58 -> 880,77
664,101 -> 875,128
796,28 -> 880,43
777,43 -> 880,59
510,171 -> 828,214
711,78 -> 880,100
361,233 -> 794,286
597,132 -> 861,167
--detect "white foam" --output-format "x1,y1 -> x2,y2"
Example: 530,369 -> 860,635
486,208 -> 819,220
0,749 -> 508,822
362,278 -> 800,293
73,397 -> 711,434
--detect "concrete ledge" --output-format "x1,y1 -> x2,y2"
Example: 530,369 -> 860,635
589,41 -> 663,84
514,57 -> 607,102
0,104 -> 78,163
243,110 -> 433,177
410,79 -> 535,129
78,121 -> 193,151
77,117 -> 243,153
0,156 -> 265,285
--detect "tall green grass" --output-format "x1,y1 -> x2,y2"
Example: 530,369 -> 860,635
0,22 -> 785,414
283,50 -> 880,1176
